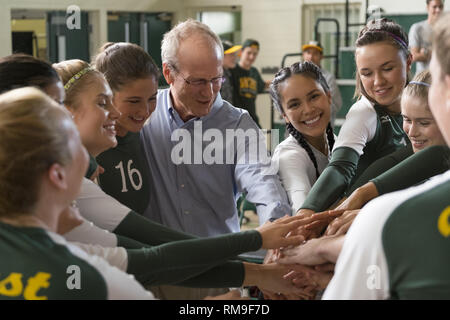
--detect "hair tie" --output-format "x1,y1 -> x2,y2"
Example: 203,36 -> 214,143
370,29 -> 408,51
408,81 -> 430,87
64,67 -> 94,91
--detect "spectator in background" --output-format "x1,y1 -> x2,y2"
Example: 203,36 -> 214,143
231,39 -> 271,127
220,40 -> 241,104
409,0 -> 444,75
302,41 -> 342,128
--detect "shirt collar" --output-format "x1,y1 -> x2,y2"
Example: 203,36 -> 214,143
166,89 -> 224,127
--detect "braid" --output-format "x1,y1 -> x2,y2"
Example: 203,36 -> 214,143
286,122 -> 320,179
326,123 -> 335,153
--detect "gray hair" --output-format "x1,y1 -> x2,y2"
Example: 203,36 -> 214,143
161,19 -> 223,69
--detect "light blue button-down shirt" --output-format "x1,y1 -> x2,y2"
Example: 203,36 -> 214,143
140,88 -> 291,237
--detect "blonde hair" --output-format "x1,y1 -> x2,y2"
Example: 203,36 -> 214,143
161,19 -> 223,69
402,70 -> 431,109
0,87 -> 74,216
53,59 -> 105,110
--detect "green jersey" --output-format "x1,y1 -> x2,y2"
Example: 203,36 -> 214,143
0,222 -> 153,300
230,65 -> 266,126
323,170 -> 450,299
301,96 -> 409,212
96,131 -> 151,214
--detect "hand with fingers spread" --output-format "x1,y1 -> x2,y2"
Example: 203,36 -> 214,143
278,235 -> 345,266
290,210 -> 346,241
283,264 -> 333,291
256,214 -> 314,249
278,238 -> 329,266
335,182 -> 379,211
244,262 -> 317,297
324,209 -> 360,236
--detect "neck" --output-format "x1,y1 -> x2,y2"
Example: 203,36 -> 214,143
384,99 -> 402,115
305,134 -> 327,155
239,61 -> 251,70
169,89 -> 196,122
115,124 -> 128,137
0,213 -> 52,231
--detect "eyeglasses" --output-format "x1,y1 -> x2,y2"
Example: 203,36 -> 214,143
172,66 -> 225,87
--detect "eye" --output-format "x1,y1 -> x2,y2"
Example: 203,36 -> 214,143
190,79 -> 206,86
419,121 -> 431,126
383,67 -> 393,72
127,100 -> 140,104
288,102 -> 300,109
361,72 -> 372,77
310,94 -> 320,100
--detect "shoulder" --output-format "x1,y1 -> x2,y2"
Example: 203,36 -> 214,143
274,135 -> 310,163
214,99 -> 259,129
347,97 -> 376,117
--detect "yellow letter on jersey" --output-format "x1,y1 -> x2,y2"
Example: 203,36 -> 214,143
23,272 -> 51,300
0,273 -> 23,297
438,206 -> 450,237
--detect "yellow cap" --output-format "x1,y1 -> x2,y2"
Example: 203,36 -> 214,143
302,41 -> 323,53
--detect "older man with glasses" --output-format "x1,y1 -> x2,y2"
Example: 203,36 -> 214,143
139,19 -> 291,299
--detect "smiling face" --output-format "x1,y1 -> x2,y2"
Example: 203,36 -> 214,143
356,41 -> 411,113
112,76 -> 158,136
401,94 -> 446,152
279,74 -> 331,144
163,35 -> 223,122
240,46 -> 259,70
69,75 -> 120,156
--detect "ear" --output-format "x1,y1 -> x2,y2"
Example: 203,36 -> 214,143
282,113 -> 290,124
47,163 -> 68,191
326,91 -> 332,105
162,63 -> 175,85
406,53 -> 413,74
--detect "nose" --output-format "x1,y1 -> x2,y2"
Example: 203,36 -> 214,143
407,121 -> 420,138
107,103 -> 121,120
374,71 -> 386,87
303,100 -> 316,115
200,81 -> 215,99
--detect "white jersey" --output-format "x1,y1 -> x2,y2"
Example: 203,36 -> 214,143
333,96 -> 377,155
273,134 -> 331,213
77,178 -> 130,232
323,170 -> 450,299
63,217 -> 118,247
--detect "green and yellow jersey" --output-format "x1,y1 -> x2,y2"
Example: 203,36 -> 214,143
323,170 -> 450,299
0,222 -> 153,300
96,131 -> 151,214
